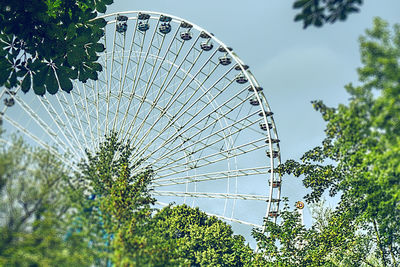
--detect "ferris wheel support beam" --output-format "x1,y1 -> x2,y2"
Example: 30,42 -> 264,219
122,32 -> 203,145
131,65 -> 237,162
143,109 -> 260,170
11,94 -> 73,155
119,19 -> 164,143
128,48 -> 221,158
37,96 -> 81,157
152,166 -> 271,186
153,136 -> 267,174
3,114 -> 76,169
153,191 -> 270,201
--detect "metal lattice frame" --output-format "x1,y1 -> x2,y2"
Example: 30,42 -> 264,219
0,11 -> 282,236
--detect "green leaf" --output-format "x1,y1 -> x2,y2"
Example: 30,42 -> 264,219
93,43 -> 105,53
33,65 -> 49,86
293,0 -> 310,9
102,0 -> 113,5
45,69 -> 59,95
58,71 -> 73,93
91,62 -> 103,72
0,67 -> 11,85
96,2 -> 106,13
67,47 -> 84,66
21,74 -> 31,93
92,18 -> 107,28
33,83 -> 46,96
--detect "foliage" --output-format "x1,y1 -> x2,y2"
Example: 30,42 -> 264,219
74,132 -> 256,266
276,17 -> 400,266
114,204 -> 255,266
293,0 -> 363,28
0,0 -> 112,95
254,199 -> 381,267
0,136 -> 95,266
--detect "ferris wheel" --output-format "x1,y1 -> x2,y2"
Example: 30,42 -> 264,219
0,11 -> 282,236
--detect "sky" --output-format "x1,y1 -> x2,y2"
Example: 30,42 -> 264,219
103,1 -> 400,226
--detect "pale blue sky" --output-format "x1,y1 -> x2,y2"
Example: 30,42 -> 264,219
104,1 -> 400,225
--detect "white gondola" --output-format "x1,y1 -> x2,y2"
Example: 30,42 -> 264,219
159,23 -> 171,34
249,98 -> 260,106
116,23 -> 128,33
4,98 -> 14,107
138,22 -> 150,32
266,150 -> 279,158
218,56 -> 231,65
235,74 -> 248,84
259,122 -> 272,131
180,32 -> 192,40
200,41 -> 213,51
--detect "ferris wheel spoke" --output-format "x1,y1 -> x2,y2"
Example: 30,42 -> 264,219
80,82 -> 97,148
152,166 -> 270,186
116,28 -> 149,140
37,96 -> 81,156
54,94 -> 87,156
122,33 -> 203,144
143,109 -> 261,170
3,113 -> 77,168
127,49 -> 221,155
118,19 -> 164,142
153,136 -> 267,174
69,86 -> 91,151
120,32 -> 169,143
153,191 -> 269,201
131,65 -> 237,161
11,95 -> 70,155
104,21 -> 122,134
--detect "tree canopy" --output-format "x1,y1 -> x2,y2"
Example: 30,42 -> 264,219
0,136 -> 96,266
0,0 -> 112,96
71,132 -> 256,266
272,17 -> 400,266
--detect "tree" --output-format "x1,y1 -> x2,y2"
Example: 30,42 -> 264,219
293,0 -> 363,28
277,17 -> 400,266
254,200 -> 380,266
114,204 -> 255,266
0,135 -> 96,266
74,132 -> 256,266
0,0 -> 113,96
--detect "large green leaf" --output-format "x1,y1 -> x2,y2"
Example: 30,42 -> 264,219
33,65 -> 49,87
57,70 -> 73,93
93,43 -> 105,53
45,69 -> 59,95
33,83 -> 46,96
21,74 -> 31,93
96,2 -> 106,13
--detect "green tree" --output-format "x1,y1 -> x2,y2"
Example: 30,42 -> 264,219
74,132 -> 256,266
254,200 -> 380,266
293,0 -> 363,28
277,17 -> 400,266
0,136 -> 96,266
0,0 -> 112,96
114,204 -> 255,266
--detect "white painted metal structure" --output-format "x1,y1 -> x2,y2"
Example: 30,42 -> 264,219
0,11 -> 282,235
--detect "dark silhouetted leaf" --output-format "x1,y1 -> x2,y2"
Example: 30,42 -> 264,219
58,71 -> 73,93
21,74 -> 31,93
46,69 -> 59,95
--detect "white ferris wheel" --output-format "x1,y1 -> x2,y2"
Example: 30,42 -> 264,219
0,11 -> 282,237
